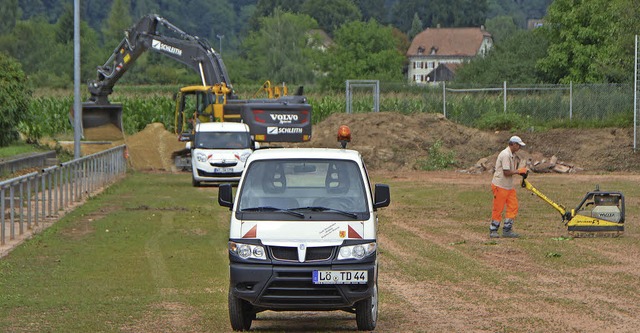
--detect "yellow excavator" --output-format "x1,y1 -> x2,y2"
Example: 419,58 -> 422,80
76,14 -> 312,143
520,173 -> 625,237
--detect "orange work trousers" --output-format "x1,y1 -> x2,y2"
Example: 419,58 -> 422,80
491,184 -> 519,221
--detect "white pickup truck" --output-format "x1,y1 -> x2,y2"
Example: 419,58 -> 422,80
187,122 -> 255,186
218,141 -> 391,331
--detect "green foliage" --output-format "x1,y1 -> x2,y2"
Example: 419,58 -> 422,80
391,0 -> 488,33
418,140 -> 458,171
0,0 -> 18,34
102,0 -> 132,47
320,20 -> 405,90
455,29 -> 548,85
484,15 -> 518,43
241,9 -> 320,84
407,13 -> 423,40
300,0 -> 362,36
0,53 -> 32,146
539,0 -> 640,84
474,111 -> 526,131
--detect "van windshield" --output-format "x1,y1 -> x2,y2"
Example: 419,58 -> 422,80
237,159 -> 368,215
195,131 -> 251,149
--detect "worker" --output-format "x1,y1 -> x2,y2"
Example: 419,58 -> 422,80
490,135 -> 528,238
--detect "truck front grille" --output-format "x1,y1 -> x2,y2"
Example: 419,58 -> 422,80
270,246 -> 334,262
196,169 -> 242,177
259,270 -> 346,307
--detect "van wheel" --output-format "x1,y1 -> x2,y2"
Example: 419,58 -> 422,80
192,177 -> 200,187
355,283 -> 378,331
228,290 -> 253,331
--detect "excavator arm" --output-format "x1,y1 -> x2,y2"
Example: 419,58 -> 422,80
89,14 -> 232,104
78,14 -> 311,144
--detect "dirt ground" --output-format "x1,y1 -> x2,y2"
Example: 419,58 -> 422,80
34,112 -> 640,332
53,111 -> 640,174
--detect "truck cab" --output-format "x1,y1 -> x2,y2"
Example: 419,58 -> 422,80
189,122 -> 255,186
218,142 -> 391,331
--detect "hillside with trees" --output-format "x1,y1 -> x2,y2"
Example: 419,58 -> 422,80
1,0 -> 553,90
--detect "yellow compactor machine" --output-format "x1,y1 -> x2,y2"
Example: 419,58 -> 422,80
521,173 -> 625,237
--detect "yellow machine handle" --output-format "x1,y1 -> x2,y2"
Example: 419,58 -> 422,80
521,173 -> 572,221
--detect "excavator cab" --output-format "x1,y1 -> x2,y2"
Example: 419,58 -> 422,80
174,84 -> 235,135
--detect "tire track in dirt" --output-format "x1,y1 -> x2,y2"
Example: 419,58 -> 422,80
377,186 -> 640,332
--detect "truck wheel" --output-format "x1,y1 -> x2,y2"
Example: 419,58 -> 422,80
355,283 -> 378,331
192,176 -> 200,187
228,290 -> 253,331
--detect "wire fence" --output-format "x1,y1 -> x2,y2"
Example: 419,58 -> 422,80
436,82 -> 633,127
1,145 -> 127,255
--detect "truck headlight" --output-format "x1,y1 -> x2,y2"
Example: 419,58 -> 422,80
229,241 -> 266,260
337,242 -> 376,260
196,152 -> 207,162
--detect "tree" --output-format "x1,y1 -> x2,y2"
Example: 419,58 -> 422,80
0,0 -> 18,34
240,9 -> 320,84
353,0 -> 387,24
102,0 -> 132,48
407,13 -> 423,40
538,0 -> 640,83
392,0 -> 488,33
0,53 -> 31,146
320,20 -> 405,90
484,15 -> 519,44
249,0 -> 303,31
454,29 -> 548,85
300,0 -> 362,37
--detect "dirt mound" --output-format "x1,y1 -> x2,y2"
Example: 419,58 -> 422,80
54,123 -> 185,172
124,123 -> 185,171
51,113 -> 640,173
286,112 -> 640,172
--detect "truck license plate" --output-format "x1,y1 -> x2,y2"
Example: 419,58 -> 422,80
213,167 -> 234,173
312,270 -> 368,284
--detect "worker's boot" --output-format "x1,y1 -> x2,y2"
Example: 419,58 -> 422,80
502,218 -> 520,238
489,220 -> 501,238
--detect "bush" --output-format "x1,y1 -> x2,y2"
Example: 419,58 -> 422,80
475,111 -> 528,131
0,53 -> 32,146
418,140 -> 458,171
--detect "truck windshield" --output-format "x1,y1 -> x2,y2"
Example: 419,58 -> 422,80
194,131 -> 251,149
238,159 -> 368,214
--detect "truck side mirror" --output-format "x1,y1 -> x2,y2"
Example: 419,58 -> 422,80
373,184 -> 390,209
218,183 -> 234,209
253,141 -> 260,150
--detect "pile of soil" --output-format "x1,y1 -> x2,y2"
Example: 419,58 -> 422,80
286,112 -> 640,172
52,112 -> 640,173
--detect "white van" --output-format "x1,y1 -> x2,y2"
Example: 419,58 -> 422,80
218,147 -> 391,331
189,122 -> 254,186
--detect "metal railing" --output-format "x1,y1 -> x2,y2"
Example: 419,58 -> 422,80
1,145 -> 127,248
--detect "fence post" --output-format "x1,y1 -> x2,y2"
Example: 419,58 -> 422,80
442,82 -> 447,118
570,81 -> 573,121
503,81 -> 507,113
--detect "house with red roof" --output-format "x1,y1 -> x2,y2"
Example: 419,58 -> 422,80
407,26 -> 493,84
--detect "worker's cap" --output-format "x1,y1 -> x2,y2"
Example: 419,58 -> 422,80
509,135 -> 526,146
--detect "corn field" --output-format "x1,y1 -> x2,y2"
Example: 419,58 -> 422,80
25,83 -> 636,141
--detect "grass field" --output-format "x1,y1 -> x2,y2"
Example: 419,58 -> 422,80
1,170 -> 640,332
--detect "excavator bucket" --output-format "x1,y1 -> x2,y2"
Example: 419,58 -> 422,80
76,103 -> 125,141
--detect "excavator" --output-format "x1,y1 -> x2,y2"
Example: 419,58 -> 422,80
77,14 -> 312,144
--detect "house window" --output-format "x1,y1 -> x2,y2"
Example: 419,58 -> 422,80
414,75 -> 421,83
427,62 -> 434,69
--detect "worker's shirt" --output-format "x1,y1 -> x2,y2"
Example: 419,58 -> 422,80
492,146 -> 517,190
